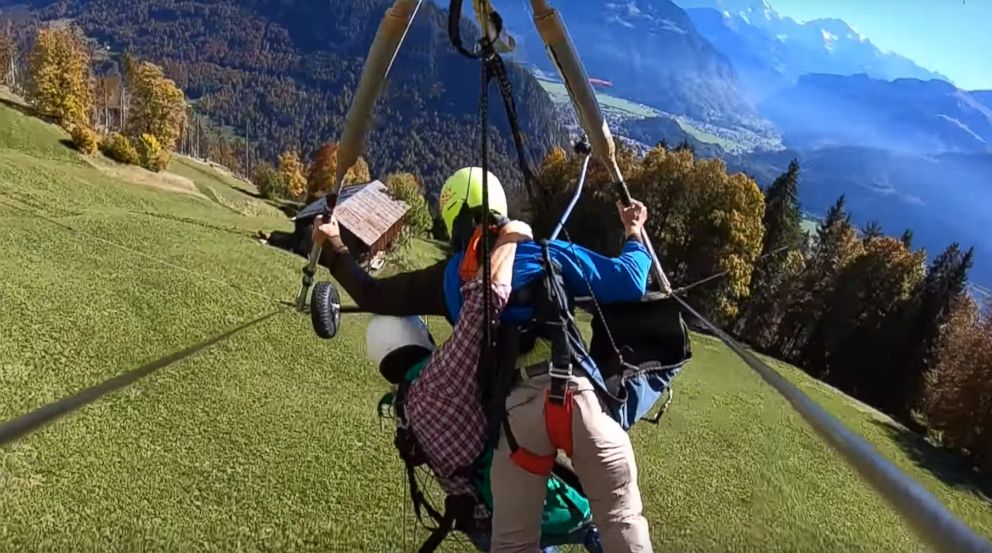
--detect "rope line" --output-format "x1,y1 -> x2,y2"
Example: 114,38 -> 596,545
0,195 -> 285,306
670,294 -> 992,553
0,194 -> 297,446
670,245 -> 791,296
0,306 -> 287,446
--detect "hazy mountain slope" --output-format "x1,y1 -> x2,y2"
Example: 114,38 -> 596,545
731,146 -> 992,286
761,74 -> 992,154
494,0 -> 768,132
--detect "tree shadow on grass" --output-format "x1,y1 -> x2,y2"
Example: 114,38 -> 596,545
0,98 -> 82,153
870,419 -> 992,503
0,96 -> 39,119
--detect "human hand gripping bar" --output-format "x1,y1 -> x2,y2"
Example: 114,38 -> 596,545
528,0 -> 672,294
295,0 -> 423,311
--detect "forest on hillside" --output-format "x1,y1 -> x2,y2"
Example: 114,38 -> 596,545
0,0 -> 565,205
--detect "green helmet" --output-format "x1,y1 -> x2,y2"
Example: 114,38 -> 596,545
439,167 -> 508,238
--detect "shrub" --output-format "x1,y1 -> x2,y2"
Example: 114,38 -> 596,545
100,133 -> 140,166
385,172 -> 432,238
136,133 -> 169,172
254,163 -> 287,199
70,125 -> 98,155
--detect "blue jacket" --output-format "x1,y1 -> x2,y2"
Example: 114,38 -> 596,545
443,239 -> 652,324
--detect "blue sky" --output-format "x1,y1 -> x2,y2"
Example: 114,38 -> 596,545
768,0 -> 992,90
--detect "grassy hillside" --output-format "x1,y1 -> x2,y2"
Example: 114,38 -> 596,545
1,100 -> 990,552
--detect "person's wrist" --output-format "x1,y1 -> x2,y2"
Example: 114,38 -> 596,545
625,226 -> 642,239
328,235 -> 347,253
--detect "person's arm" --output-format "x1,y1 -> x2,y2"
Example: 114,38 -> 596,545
417,222 -> 530,391
312,215 -> 449,316
557,201 -> 652,303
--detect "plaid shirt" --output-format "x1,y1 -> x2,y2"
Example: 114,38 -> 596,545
406,277 -> 510,497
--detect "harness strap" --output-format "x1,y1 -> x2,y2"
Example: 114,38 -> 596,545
447,0 -> 480,59
484,51 -> 539,209
418,509 -> 456,553
503,241 -> 577,476
503,414 -> 556,476
405,457 -> 445,527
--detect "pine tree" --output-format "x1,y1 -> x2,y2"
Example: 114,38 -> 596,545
27,26 -> 94,129
738,159 -> 804,348
862,220 -> 883,241
674,138 -> 694,154
900,229 -> 914,249
775,195 -> 864,362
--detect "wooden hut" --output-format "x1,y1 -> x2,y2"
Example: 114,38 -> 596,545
335,180 -> 410,258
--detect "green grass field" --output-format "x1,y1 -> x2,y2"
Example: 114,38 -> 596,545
673,118 -> 739,151
535,78 -> 660,119
1,97 -> 991,552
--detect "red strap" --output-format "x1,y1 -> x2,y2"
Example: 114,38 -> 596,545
506,389 -> 575,476
545,389 -> 574,457
509,447 -> 556,476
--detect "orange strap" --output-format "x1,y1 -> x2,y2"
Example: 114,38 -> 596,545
506,389 -> 575,476
459,227 -> 484,282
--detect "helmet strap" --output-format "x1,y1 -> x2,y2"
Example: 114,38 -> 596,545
449,202 -> 477,250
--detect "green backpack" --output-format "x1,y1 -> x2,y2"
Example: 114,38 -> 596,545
379,359 -> 593,546
473,448 -> 593,544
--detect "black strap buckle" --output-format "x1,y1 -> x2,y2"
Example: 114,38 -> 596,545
547,362 -> 572,405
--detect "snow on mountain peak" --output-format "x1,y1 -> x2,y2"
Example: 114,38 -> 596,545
821,29 -> 838,52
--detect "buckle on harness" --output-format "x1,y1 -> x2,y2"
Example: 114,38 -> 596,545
547,362 -> 573,404
548,363 -> 573,381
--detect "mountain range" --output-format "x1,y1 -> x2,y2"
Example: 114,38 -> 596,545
675,0 -> 949,100
495,0 -> 771,133
762,74 -> 992,154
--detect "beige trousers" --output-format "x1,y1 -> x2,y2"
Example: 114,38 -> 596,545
490,374 -> 653,553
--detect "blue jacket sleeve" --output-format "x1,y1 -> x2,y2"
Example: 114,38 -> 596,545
552,239 -> 652,303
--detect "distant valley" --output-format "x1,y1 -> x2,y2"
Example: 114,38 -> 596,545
506,0 -> 992,287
